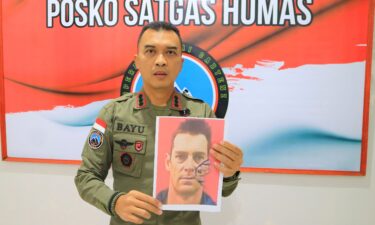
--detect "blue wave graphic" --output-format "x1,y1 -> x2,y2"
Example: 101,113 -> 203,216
243,128 -> 362,171
41,99 -> 111,127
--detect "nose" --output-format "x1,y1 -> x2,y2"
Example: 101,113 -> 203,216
183,156 -> 197,173
155,53 -> 167,67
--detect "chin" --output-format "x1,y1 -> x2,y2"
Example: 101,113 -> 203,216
177,186 -> 200,196
178,190 -> 198,197
149,82 -> 174,90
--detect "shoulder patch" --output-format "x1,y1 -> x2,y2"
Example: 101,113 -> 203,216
88,130 -> 104,149
113,93 -> 134,103
181,92 -> 204,103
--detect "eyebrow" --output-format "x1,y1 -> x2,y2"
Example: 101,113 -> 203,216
143,45 -> 178,50
193,152 -> 206,155
174,151 -> 187,154
166,46 -> 178,50
173,151 -> 206,155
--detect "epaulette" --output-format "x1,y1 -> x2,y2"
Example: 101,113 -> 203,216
181,92 -> 204,103
113,92 -> 134,102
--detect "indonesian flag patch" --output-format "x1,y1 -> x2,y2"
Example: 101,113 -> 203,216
93,118 -> 107,134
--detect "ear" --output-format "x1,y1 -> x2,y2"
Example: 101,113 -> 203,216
165,153 -> 171,171
177,57 -> 184,73
134,54 -> 139,69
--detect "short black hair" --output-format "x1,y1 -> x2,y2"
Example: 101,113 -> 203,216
171,119 -> 212,154
137,21 -> 183,48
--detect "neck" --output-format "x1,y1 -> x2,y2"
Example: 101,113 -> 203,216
143,86 -> 174,107
166,185 -> 203,204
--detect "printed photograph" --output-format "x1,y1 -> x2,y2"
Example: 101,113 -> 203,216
153,117 -> 225,211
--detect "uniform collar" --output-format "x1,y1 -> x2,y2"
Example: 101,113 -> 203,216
134,90 -> 187,112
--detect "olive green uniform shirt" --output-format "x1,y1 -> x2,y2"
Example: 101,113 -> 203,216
75,91 -> 239,225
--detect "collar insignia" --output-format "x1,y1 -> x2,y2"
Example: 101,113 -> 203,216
135,92 -> 147,109
170,93 -> 182,110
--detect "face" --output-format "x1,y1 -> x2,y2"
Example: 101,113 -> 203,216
166,133 -> 209,197
135,29 -> 183,92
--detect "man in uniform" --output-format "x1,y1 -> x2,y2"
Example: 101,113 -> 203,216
156,119 -> 216,205
75,21 -> 243,225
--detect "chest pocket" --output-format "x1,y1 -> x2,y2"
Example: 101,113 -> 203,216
112,133 -> 147,178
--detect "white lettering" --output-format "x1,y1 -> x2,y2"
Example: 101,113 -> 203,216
155,0 -> 167,21
47,0 -> 60,28
75,0 -> 88,27
185,0 -> 200,25
223,0 -> 239,25
124,0 -> 139,26
169,0 -> 184,25
280,0 -> 296,25
89,0 -> 103,26
201,0 -> 216,25
104,0 -> 118,26
139,0 -> 154,25
297,0 -> 313,26
241,0 -> 256,25
258,0 -> 278,25
60,0 -> 74,27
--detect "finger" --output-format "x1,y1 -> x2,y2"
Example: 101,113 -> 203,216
211,147 -> 242,169
211,149 -> 236,170
124,214 -> 144,224
213,141 -> 243,167
222,141 -> 243,159
132,191 -> 162,208
217,141 -> 243,157
132,198 -> 162,216
131,207 -> 152,220
211,144 -> 238,163
214,162 -> 236,177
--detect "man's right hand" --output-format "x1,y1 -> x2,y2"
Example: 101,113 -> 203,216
115,190 -> 163,224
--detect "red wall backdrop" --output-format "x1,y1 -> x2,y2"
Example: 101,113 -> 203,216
1,0 -> 374,175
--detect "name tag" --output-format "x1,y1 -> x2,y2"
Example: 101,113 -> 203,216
114,121 -> 146,134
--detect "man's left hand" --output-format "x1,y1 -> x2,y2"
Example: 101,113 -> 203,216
211,141 -> 243,177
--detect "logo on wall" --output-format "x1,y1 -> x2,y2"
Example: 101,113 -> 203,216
121,43 -> 229,118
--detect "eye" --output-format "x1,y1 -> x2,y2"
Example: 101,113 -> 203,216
145,49 -> 155,55
175,153 -> 187,163
166,50 -> 177,56
193,154 -> 206,164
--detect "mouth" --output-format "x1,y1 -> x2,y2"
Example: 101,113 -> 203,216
179,176 -> 196,184
153,71 -> 167,77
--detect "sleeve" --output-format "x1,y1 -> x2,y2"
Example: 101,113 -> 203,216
222,171 -> 241,197
74,102 -> 119,216
203,103 -> 241,197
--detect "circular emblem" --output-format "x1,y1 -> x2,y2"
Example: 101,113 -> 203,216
88,130 -> 103,149
121,43 -> 229,118
121,153 -> 133,167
